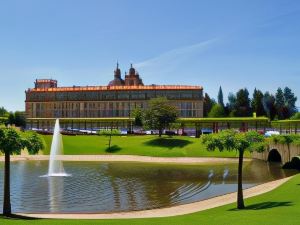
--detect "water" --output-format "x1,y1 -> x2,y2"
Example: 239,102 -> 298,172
47,119 -> 68,177
0,160 -> 297,213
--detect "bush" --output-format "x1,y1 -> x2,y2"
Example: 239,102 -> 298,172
271,134 -> 300,146
208,104 -> 226,118
98,129 -> 121,136
290,112 -> 300,120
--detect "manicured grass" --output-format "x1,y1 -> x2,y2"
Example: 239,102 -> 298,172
41,135 -> 246,157
1,174 -> 300,224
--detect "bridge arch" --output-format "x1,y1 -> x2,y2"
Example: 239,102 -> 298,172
268,149 -> 282,163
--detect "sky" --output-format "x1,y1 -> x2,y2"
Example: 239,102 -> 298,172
0,0 -> 300,111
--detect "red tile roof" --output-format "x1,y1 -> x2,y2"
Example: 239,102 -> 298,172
27,85 -> 203,92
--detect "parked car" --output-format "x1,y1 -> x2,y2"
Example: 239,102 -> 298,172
264,130 -> 280,137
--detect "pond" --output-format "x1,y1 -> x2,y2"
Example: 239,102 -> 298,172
0,160 -> 297,213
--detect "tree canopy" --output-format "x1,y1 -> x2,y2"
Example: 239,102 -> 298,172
208,104 -> 226,118
142,97 -> 178,137
251,88 -> 265,117
217,86 -> 224,107
203,93 -> 216,117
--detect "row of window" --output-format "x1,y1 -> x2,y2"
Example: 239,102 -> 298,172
28,101 -> 202,111
32,109 -> 202,118
26,90 -> 203,101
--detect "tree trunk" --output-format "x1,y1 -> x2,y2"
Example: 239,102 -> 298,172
237,149 -> 245,209
159,129 -> 162,137
108,125 -> 113,149
3,152 -> 11,216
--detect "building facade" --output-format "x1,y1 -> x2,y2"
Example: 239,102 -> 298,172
25,64 -> 203,130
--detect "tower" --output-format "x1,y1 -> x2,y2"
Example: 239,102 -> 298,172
108,62 -> 125,86
124,64 -> 144,86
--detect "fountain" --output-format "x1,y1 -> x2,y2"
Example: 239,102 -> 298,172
47,119 -> 69,177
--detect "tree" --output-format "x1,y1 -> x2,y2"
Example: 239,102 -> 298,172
0,107 -> 8,117
208,104 -> 225,118
290,112 -> 300,120
235,88 -> 252,117
218,86 -> 224,107
142,97 -> 178,137
283,87 -> 297,118
203,93 -> 216,117
227,92 -> 237,117
275,88 -> 285,119
131,107 -> 143,127
0,128 -> 44,216
7,112 -> 15,126
98,128 -> 121,150
251,88 -> 265,117
202,130 -> 266,209
263,92 -> 276,120
14,111 -> 26,128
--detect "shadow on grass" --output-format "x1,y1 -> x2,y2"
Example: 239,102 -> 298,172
144,137 -> 192,149
228,201 -> 293,211
105,145 -> 122,153
0,214 -> 41,220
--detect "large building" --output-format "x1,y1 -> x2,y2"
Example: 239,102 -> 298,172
25,64 -> 203,130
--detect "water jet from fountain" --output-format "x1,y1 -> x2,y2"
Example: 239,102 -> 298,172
46,119 -> 70,177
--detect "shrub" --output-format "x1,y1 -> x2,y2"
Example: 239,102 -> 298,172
290,112 -> 300,120
98,129 -> 121,136
271,134 -> 300,146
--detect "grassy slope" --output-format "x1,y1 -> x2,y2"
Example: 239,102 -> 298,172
1,174 -> 300,225
42,135 -> 245,157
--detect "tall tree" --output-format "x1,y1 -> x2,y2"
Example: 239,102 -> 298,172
251,88 -> 265,117
217,86 -> 224,107
142,97 -> 178,137
235,88 -> 251,117
0,128 -> 44,216
263,92 -> 276,120
202,130 -> 266,209
227,92 -> 237,117
203,93 -> 216,117
131,107 -> 143,127
7,112 -> 15,126
275,88 -> 285,119
0,107 -> 8,117
14,111 -> 26,128
283,87 -> 297,118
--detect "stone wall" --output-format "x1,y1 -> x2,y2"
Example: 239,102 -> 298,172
252,143 -> 300,164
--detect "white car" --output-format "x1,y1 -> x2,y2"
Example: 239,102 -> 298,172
264,131 -> 280,137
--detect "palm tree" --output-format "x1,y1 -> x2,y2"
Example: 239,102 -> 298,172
0,128 -> 44,216
202,130 -> 266,209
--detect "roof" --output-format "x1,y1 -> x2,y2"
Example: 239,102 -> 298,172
26,85 -> 203,93
35,79 -> 57,83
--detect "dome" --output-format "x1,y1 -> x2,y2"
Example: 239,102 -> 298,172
108,78 -> 124,86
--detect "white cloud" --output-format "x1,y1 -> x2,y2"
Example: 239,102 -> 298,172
135,38 -> 219,73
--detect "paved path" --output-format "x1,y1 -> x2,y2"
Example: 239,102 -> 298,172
0,154 -> 249,164
18,176 -> 292,219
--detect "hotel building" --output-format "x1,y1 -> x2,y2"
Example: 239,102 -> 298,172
25,64 -> 204,130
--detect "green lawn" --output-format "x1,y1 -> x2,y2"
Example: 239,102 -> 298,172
41,135 -> 245,157
1,174 -> 300,225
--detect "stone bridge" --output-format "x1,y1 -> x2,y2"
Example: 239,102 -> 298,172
252,143 -> 300,165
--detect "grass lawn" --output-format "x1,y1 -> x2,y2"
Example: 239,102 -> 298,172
41,135 -> 246,157
1,174 -> 300,224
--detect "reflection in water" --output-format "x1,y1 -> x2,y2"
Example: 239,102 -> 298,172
48,177 -> 64,212
0,160 -> 297,213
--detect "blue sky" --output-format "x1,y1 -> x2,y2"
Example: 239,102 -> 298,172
0,0 -> 300,111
